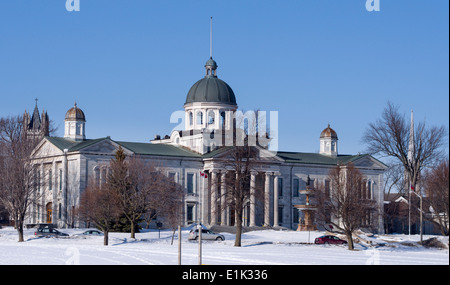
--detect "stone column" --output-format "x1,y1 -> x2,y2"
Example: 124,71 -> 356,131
52,161 -> 57,225
249,171 -> 257,227
40,163 -> 44,223
264,172 -> 271,226
273,172 -> 280,227
200,172 -> 209,224
220,171 -> 227,225
61,150 -> 68,228
210,170 -> 218,226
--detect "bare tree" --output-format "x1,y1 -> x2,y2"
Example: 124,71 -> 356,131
213,110 -> 268,247
147,173 -> 183,230
222,146 -> 258,247
108,147 -> 143,239
107,147 -> 183,238
78,179 -> 120,246
383,162 -> 406,196
141,169 -> 184,230
0,116 -> 42,242
423,159 -> 449,236
316,163 -> 378,250
363,102 -> 447,193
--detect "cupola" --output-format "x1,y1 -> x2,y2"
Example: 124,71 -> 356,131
64,102 -> 86,141
319,124 -> 338,157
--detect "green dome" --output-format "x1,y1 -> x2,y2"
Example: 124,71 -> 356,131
185,58 -> 237,105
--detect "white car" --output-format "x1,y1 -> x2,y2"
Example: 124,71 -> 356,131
188,228 -> 225,241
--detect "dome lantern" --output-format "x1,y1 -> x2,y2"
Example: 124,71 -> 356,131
205,57 -> 218,77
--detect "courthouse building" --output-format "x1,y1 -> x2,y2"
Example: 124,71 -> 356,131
26,57 -> 387,232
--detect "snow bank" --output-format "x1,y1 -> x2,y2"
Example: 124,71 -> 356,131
0,227 -> 448,265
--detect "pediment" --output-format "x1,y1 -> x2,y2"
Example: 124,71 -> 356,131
79,139 -> 134,156
351,155 -> 387,170
31,139 -> 64,158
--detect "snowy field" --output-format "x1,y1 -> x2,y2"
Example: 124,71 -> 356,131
0,226 -> 448,265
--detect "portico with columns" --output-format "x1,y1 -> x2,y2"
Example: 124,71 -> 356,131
200,156 -> 285,228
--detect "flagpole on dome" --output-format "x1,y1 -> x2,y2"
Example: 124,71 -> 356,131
210,16 -> 213,59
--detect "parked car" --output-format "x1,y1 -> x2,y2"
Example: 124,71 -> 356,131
74,230 -> 104,237
34,228 -> 69,238
314,235 -> 347,245
188,228 -> 225,241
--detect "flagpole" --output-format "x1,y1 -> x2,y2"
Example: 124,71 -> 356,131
408,179 -> 411,240
407,110 -> 414,240
210,16 -> 213,58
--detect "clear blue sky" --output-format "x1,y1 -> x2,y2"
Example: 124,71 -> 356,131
0,0 -> 448,156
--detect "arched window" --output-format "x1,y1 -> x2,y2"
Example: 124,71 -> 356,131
220,111 -> 226,129
208,110 -> 215,125
101,167 -> 107,187
197,111 -> 203,125
93,166 -> 100,187
189,112 -> 193,126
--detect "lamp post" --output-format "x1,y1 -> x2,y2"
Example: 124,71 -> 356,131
197,223 -> 202,265
178,225 -> 182,265
410,190 -> 423,244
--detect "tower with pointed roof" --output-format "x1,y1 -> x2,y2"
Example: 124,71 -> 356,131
23,99 -> 49,139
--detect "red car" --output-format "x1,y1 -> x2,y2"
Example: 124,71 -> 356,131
314,235 -> 347,245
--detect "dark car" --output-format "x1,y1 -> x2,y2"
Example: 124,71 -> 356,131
34,227 -> 69,238
74,230 -> 104,237
314,235 -> 348,245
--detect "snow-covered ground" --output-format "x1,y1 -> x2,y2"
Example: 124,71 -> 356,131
0,226 -> 448,265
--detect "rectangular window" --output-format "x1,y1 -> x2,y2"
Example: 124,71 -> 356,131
325,180 -> 330,198
187,205 -> 194,222
278,207 -> 283,224
293,178 -> 299,197
59,169 -> 62,190
187,173 -> 194,194
49,170 -> 52,191
292,207 -> 299,224
37,170 -> 40,193
278,177 -> 283,197
169,172 -> 176,183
